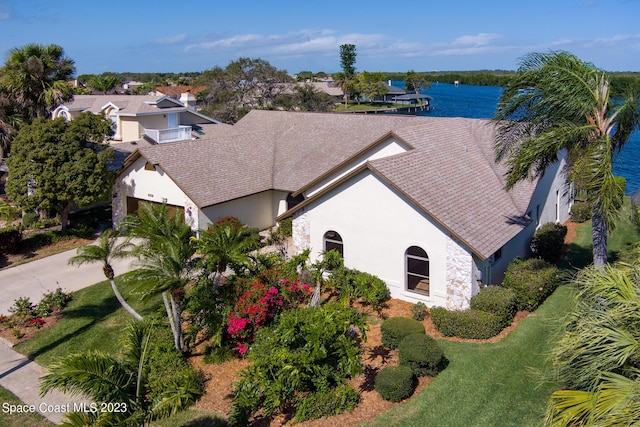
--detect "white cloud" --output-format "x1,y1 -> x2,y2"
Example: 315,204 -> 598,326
152,33 -> 187,45
452,33 -> 502,47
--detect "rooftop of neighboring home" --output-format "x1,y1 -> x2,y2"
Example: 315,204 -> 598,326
121,110 -> 538,258
55,94 -> 215,117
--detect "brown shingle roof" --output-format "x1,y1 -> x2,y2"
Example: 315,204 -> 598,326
126,110 -> 539,258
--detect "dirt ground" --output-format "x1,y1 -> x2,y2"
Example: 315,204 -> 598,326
189,298 -> 530,427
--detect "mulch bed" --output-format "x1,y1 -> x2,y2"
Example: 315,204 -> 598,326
189,298 -> 530,426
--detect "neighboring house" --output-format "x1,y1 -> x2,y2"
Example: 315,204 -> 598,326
52,95 -> 220,144
113,110 -> 571,309
152,85 -> 207,108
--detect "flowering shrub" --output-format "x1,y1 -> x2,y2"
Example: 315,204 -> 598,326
227,279 -> 312,354
0,315 -> 7,323
29,317 -> 45,329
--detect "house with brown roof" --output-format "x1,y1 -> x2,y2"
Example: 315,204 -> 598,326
113,110 -> 571,309
52,95 -> 220,144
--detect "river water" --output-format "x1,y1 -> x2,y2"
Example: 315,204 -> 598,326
403,82 -> 639,195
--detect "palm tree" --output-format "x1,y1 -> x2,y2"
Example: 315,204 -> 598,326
191,221 -> 260,290
40,320 -> 203,426
1,43 -> 75,120
544,253 -> 640,426
68,229 -> 142,321
120,203 -> 195,351
493,51 -> 640,266
88,75 -> 120,94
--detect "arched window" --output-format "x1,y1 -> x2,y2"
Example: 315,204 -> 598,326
323,230 -> 343,257
406,246 -> 429,295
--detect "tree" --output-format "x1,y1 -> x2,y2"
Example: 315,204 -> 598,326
404,70 -> 430,92
0,91 -> 22,158
120,202 -> 195,352
68,229 -> 143,321
544,254 -> 640,426
339,44 -> 357,79
354,71 -> 388,101
40,320 -> 203,426
0,43 -> 75,120
199,58 -> 293,124
87,75 -> 120,94
493,51 -> 640,266
5,113 -> 114,230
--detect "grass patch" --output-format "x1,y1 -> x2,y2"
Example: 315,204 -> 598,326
0,386 -> 54,427
14,272 -> 162,366
151,408 -> 228,427
365,285 -> 574,427
562,197 -> 640,270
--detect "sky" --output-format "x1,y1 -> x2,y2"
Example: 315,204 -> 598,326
1,0 -> 639,75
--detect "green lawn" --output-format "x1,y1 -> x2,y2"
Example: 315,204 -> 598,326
363,285 -> 573,427
15,273 -> 162,366
0,386 -> 54,427
562,197 -> 640,270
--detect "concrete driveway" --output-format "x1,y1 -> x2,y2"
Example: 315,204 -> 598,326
0,241 -> 137,315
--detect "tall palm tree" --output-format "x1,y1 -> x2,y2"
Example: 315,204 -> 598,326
120,203 -> 195,351
40,320 -> 203,426
68,229 -> 142,321
1,43 -> 75,120
545,255 -> 640,426
493,51 -> 640,266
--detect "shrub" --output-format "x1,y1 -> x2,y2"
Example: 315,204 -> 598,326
328,267 -> 390,309
411,301 -> 427,321
37,288 -> 72,315
375,365 -> 416,402
381,317 -> 425,349
0,226 -> 21,255
228,303 -> 367,426
430,307 -> 504,339
294,385 -> 359,422
226,278 -> 312,354
530,222 -> 567,263
21,212 -> 39,228
570,201 -> 592,223
398,334 -> 444,376
470,286 -> 517,328
203,344 -> 234,364
503,257 -> 560,311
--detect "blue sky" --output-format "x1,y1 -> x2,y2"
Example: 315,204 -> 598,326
1,0 -> 639,75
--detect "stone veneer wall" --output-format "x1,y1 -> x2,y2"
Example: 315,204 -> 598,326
291,210 -> 310,254
445,236 -> 474,309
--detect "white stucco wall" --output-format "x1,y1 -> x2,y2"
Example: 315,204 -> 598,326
112,157 -> 195,225
295,170 -> 475,308
200,190 -> 287,231
305,137 -> 410,197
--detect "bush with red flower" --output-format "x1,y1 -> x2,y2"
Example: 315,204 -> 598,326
227,278 -> 312,354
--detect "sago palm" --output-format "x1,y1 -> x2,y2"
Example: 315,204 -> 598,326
545,255 -> 640,426
493,51 -> 640,266
68,229 -> 142,321
40,320 -> 202,426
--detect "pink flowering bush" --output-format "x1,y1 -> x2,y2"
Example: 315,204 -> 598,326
227,278 -> 312,354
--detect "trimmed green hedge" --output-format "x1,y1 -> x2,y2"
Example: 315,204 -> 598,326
530,222 -> 567,263
0,226 -> 21,255
570,201 -> 592,223
329,267 -> 390,309
398,334 -> 444,376
430,307 -> 504,339
294,385 -> 359,422
381,317 -> 425,349
503,257 -> 560,311
470,286 -> 517,328
375,365 -> 415,402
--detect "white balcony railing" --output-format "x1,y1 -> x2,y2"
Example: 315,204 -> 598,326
144,126 -> 193,143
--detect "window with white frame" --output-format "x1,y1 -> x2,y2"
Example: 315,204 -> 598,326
406,246 -> 429,295
323,230 -> 343,257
